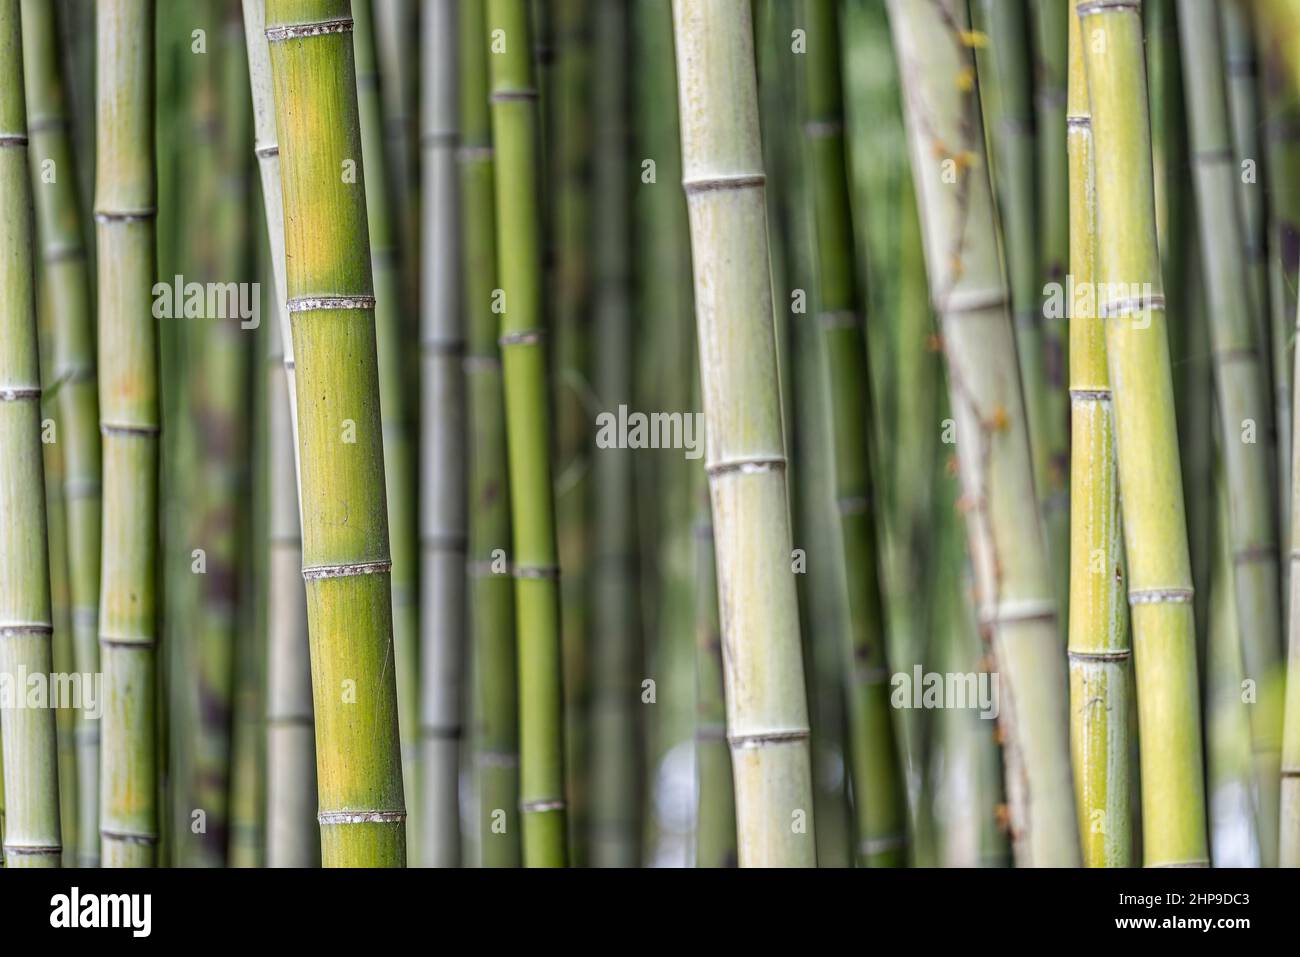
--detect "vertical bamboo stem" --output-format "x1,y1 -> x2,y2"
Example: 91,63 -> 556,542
266,0 -> 406,867
1081,0 -> 1207,867
1066,2 -> 1130,866
487,0 -> 568,866
673,0 -> 817,867
0,0 -> 62,868
890,0 -> 1078,866
20,0 -> 101,868
417,0 -> 465,868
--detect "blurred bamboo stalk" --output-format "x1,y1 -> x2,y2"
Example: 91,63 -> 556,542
0,0 -> 62,868
890,0 -> 1078,866
20,0 -> 102,869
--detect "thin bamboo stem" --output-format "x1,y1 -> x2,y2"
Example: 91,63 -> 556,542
416,0 -> 465,868
1081,0 -> 1207,867
266,0 -> 406,867
1065,2 -> 1130,867
19,0 -> 101,869
486,0 -> 568,866
890,0 -> 1078,866
673,0 -> 817,867
0,0 -> 62,868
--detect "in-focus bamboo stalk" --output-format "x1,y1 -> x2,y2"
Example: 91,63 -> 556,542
889,0 -> 1078,866
458,0 -> 520,869
673,0 -> 817,868
802,0 -> 905,868
353,0 -> 422,862
266,0 -> 406,867
20,0 -> 101,869
95,0 -> 159,869
0,0 -> 62,868
589,0 -> 643,868
240,0 -> 318,868
1178,0 -> 1283,865
487,0 -> 569,867
1080,0 -> 1207,867
1065,2 -> 1130,867
416,0 -> 464,868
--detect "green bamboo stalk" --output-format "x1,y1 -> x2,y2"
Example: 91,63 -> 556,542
373,0 -> 419,323
1178,0 -> 1283,866
1285,291 -> 1300,866
0,0 -> 62,868
1080,0 -> 1207,867
487,0 -> 569,867
971,0 -> 1063,612
353,0 -> 422,862
1065,3 -> 1130,867
673,0 -> 816,868
588,0 -> 643,868
95,0 -> 158,869
459,0 -> 519,869
20,0 -> 101,869
240,0 -> 319,868
266,0 -> 405,867
416,0 -> 464,868
801,0 -> 905,869
889,0 -> 1078,866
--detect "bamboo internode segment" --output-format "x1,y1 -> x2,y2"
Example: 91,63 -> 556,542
1080,0 -> 1208,867
93,0 -> 158,869
802,0 -> 905,869
242,0 -> 318,869
674,0 -> 816,868
890,0 -> 1078,866
487,0 -> 568,867
0,0 -> 61,868
1179,0 -> 1284,865
266,0 -> 406,868
1065,0 -> 1130,867
416,0 -> 465,869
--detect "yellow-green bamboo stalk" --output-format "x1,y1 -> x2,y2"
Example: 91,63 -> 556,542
1178,0 -> 1283,865
673,0 -> 816,868
95,0 -> 159,869
889,0 -> 1078,866
1284,296 -> 1300,866
266,0 -> 406,867
459,0 -> 520,868
1080,0 -> 1207,867
417,0 -> 464,868
0,0 -> 62,868
487,0 -> 569,867
802,0 -> 905,868
20,0 -> 101,869
241,0 -> 319,868
1066,3 -> 1130,867
352,0 -> 421,861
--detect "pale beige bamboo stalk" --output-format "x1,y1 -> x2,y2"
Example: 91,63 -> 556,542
673,0 -> 816,867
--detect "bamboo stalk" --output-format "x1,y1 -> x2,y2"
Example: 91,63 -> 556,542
240,0 -> 318,868
1178,0 -> 1283,865
459,0 -> 520,869
487,0 -> 569,867
1065,1 -> 1130,867
266,0 -> 406,867
0,0 -> 62,869
802,0 -> 905,868
889,0 -> 1078,866
588,0 -> 643,868
95,0 -> 159,869
1284,282 -> 1300,866
673,0 -> 817,867
416,0 -> 464,868
19,0 -> 101,869
353,0 -> 422,862
1080,0 -> 1207,867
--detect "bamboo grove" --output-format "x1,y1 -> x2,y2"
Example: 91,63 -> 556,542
5,0 -> 1300,870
